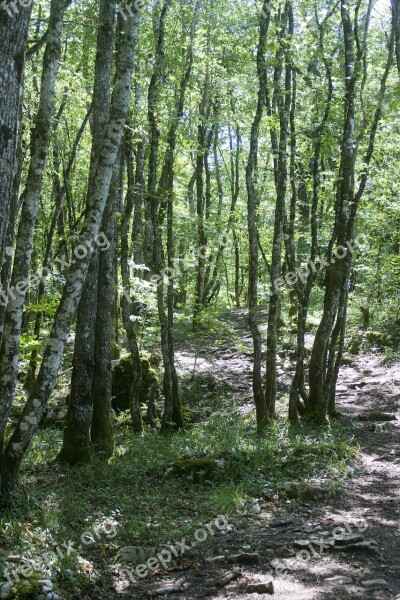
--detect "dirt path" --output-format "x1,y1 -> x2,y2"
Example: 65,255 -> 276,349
144,310 -> 400,599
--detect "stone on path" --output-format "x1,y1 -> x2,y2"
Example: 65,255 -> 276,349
361,579 -> 388,588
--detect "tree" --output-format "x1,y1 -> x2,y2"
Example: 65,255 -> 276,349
0,1 -> 141,495
0,5 -> 31,269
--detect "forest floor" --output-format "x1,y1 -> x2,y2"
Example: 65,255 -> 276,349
2,309 -> 400,600
130,308 -> 400,600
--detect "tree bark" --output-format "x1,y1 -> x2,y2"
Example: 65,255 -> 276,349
0,5 -> 31,267
0,5 -> 141,495
265,3 -> 292,419
246,10 -> 270,434
59,0 -> 116,464
0,0 -> 67,460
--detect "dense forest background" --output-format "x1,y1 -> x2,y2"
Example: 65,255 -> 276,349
0,0 -> 399,598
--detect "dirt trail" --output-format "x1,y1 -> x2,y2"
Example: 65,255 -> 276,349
146,310 -> 400,599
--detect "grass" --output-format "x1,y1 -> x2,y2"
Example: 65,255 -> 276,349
0,305 -> 364,598
0,382 -> 359,599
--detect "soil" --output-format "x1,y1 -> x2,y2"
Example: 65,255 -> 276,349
125,309 -> 400,599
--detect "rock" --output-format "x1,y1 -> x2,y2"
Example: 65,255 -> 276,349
270,559 -> 294,572
0,583 -> 12,600
35,590 -> 63,600
167,458 -> 223,482
325,575 -> 353,584
269,519 -> 293,528
118,545 -> 141,563
334,534 -> 364,546
40,579 -> 53,592
293,539 -> 312,548
40,407 -> 68,428
361,579 -> 388,588
368,421 -> 395,432
112,356 -> 159,413
246,582 -> 274,594
357,412 -> 397,422
365,331 -> 392,348
333,540 -> 379,554
228,552 -> 259,565
300,524 -> 322,533
275,547 -> 296,558
244,499 -> 261,514
282,481 -> 331,500
206,556 -> 226,565
117,545 -> 156,563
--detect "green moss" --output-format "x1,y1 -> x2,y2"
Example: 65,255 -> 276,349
347,333 -> 362,354
365,330 -> 392,348
58,438 -> 93,464
112,357 -> 159,413
11,576 -> 42,600
170,458 -> 222,482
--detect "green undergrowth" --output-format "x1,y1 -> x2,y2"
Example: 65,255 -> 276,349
0,391 -> 360,598
2,407 -> 357,558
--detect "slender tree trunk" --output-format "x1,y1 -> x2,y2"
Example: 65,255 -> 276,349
0,107 -> 24,344
91,160 -> 120,456
265,3 -> 291,419
192,73 -> 211,329
0,6 -> 141,495
204,124 -> 241,304
59,0 -> 116,463
246,12 -> 270,434
0,0 -> 67,460
120,130 -> 143,433
158,0 -> 200,431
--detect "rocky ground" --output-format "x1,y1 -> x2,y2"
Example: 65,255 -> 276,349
130,309 -> 400,599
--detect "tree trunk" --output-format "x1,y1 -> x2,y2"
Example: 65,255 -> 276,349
0,0 -> 67,459
0,5 -> 31,267
0,5 -> 141,495
246,11 -> 270,434
120,130 -> 143,433
91,160 -> 120,456
0,107 -> 24,344
265,3 -> 291,419
59,0 -> 116,464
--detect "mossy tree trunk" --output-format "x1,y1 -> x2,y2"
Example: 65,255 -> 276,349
120,126 -> 144,433
91,159 -> 120,456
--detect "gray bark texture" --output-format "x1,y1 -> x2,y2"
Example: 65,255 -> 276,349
1,5 -> 141,494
